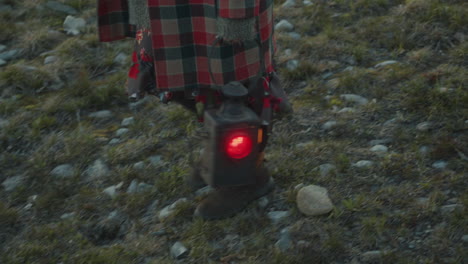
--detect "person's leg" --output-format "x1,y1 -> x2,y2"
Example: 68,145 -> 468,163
126,28 -> 157,101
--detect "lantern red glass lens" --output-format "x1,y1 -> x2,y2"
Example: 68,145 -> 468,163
225,134 -> 253,159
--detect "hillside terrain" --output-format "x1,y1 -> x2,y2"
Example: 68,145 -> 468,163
0,0 -> 467,263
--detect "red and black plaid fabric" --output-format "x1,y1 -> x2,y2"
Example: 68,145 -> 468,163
97,0 -> 135,41
98,0 -> 276,93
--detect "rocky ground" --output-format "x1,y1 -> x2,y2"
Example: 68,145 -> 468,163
0,0 -> 467,263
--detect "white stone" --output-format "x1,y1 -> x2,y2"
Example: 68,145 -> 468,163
338,107 -> 355,113
362,250 -> 383,261
322,120 -> 337,130
353,160 -> 374,168
375,60 -> 398,68
158,198 -> 187,221
63,15 -> 86,36
370,145 -> 388,153
267,211 -> 290,224
121,116 -> 135,127
287,32 -> 301,40
0,118 -> 10,128
340,94 -> 369,105
50,164 -> 74,178
138,182 -> 152,192
296,185 -> 333,216
286,59 -> 299,71
282,0 -> 296,8
86,159 -> 110,179
432,160 -> 447,169
303,0 -> 313,6
44,55 -> 58,65
126,179 -> 139,194
0,58 -> 6,66
462,235 -> 468,243
440,204 -> 464,215
369,139 -> 392,146
284,49 -> 292,56
108,138 -> 120,145
89,110 -> 113,119
317,163 -> 336,177
60,212 -> 76,220
46,1 -> 78,15
414,197 -> 430,208
133,161 -> 145,170
275,228 -> 292,252
2,175 -> 23,192
103,182 -> 123,199
294,183 -> 305,190
258,196 -> 269,208
195,185 -> 214,197
275,20 -> 294,32
170,241 -> 189,259
0,49 -> 19,61
148,155 -> 163,166
114,52 -> 127,65
115,128 -> 129,137
416,121 -> 432,132
0,44 -> 6,52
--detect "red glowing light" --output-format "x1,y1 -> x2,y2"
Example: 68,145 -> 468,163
225,134 -> 253,159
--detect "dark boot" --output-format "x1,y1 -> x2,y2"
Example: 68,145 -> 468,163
194,166 -> 274,220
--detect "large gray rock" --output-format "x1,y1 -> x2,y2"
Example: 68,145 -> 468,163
63,15 -> 86,35
2,175 -> 24,192
50,164 -> 75,178
171,241 -> 189,259
45,1 -> 78,15
297,185 -> 333,216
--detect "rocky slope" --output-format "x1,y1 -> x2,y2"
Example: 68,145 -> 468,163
0,0 -> 467,263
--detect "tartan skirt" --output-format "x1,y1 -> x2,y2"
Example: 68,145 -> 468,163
98,0 -> 276,93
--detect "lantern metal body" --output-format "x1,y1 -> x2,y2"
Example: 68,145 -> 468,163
201,82 -> 263,186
